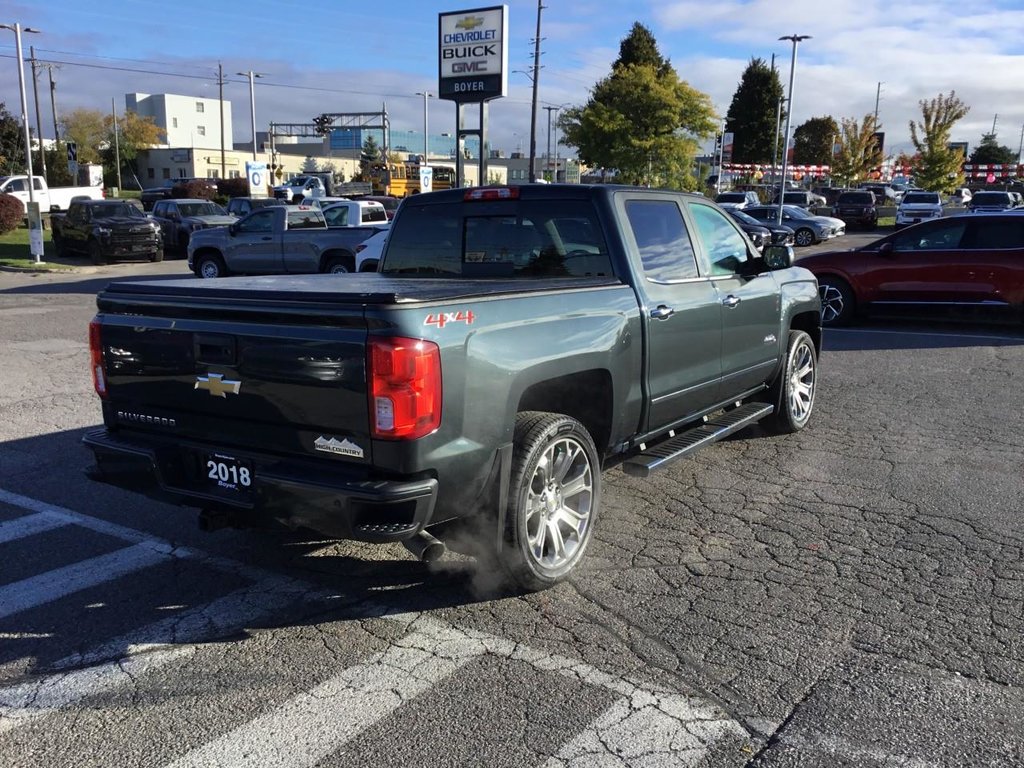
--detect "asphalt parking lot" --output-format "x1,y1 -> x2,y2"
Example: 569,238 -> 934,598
0,230 -> 1021,766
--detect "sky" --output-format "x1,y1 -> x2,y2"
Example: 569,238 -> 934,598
2,0 -> 1024,163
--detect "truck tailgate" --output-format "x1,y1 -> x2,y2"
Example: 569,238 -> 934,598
96,277 -> 373,463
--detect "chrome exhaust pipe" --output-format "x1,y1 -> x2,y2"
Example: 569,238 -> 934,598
402,530 -> 446,563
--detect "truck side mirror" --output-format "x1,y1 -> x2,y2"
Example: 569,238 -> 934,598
878,241 -> 894,257
763,245 -> 794,270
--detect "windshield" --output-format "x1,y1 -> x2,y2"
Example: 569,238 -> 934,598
717,193 -> 745,202
783,206 -> 812,219
972,192 -> 1010,205
902,193 -> 940,205
839,193 -> 874,204
92,203 -> 146,219
177,202 -> 225,216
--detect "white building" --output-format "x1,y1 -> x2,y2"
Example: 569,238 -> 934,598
126,92 -> 232,151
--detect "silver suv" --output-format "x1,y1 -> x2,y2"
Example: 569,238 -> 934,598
895,191 -> 943,229
715,190 -> 760,209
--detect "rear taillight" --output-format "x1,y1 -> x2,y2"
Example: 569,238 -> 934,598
368,337 -> 441,440
89,319 -> 107,398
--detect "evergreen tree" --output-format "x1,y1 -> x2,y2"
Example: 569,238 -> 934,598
361,135 -> 382,165
724,58 -> 785,164
967,133 -> 1016,165
559,23 -> 716,188
909,91 -> 970,192
793,116 -> 839,165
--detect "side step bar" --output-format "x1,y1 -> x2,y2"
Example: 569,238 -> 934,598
621,402 -> 774,478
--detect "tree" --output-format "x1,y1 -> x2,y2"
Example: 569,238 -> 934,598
724,58 -> 786,163
968,132 -> 1016,165
360,135 -> 382,165
559,23 -> 716,188
793,116 -> 839,165
59,108 -> 107,164
301,156 -> 319,172
830,115 -> 883,186
909,91 -> 970,193
100,110 -> 163,185
0,102 -> 26,175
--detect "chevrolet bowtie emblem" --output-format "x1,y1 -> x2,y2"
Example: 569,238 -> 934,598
194,373 -> 241,397
456,15 -> 484,30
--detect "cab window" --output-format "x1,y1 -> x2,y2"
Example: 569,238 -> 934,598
237,209 -> 276,233
891,219 -> 967,251
690,203 -> 750,275
624,199 -> 698,282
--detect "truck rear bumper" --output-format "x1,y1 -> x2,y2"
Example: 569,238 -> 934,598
82,428 -> 438,542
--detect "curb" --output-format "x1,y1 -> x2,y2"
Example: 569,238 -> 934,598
0,264 -> 96,275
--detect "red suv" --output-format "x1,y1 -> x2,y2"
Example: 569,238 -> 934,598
798,213 -> 1024,325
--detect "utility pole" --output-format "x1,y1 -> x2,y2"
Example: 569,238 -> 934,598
873,82 -> 883,126
1017,123 -> 1023,166
543,105 -> 558,180
527,0 -> 544,183
111,98 -> 122,191
47,64 -> 59,150
991,113 -> 998,137
29,46 -> 46,181
218,62 -> 226,179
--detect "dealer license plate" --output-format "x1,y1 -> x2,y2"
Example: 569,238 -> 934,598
204,452 -> 253,494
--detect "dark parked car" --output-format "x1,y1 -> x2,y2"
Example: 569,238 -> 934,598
799,213 -> 1024,325
726,208 -> 794,250
744,205 -> 845,246
966,190 -> 1017,212
831,190 -> 878,229
770,190 -> 826,209
150,199 -> 236,255
859,183 -> 898,204
51,200 -> 163,264
361,195 -> 401,220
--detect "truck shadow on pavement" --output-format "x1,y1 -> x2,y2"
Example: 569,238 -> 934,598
1,269 -> 192,298
0,426 -> 521,680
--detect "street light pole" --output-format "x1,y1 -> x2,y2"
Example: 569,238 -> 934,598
772,96 -> 785,185
415,91 -> 432,162
777,34 -> 811,226
237,70 -> 264,161
1,22 -> 41,262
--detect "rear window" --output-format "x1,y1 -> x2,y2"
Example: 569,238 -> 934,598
838,192 -> 874,204
382,200 -> 614,278
360,206 -> 388,223
286,208 -> 326,229
971,192 -> 1012,205
716,193 -> 745,203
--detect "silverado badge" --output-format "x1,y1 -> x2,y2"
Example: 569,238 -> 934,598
314,436 -> 365,459
194,373 -> 241,397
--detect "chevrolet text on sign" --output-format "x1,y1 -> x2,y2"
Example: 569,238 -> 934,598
438,5 -> 508,103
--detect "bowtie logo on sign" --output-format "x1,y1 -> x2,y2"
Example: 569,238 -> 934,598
438,5 -> 508,103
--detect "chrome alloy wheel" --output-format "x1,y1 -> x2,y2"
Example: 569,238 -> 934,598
787,339 -> 816,423
524,436 -> 594,570
819,283 -> 845,324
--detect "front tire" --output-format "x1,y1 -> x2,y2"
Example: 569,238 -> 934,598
194,252 -> 227,278
818,276 -> 856,326
765,330 -> 817,434
149,248 -> 164,263
794,227 -> 816,247
500,412 -> 600,592
87,240 -> 106,265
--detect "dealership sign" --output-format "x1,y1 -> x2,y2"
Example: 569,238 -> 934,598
438,5 -> 508,103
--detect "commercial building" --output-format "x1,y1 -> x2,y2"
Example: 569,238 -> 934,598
126,92 -> 232,151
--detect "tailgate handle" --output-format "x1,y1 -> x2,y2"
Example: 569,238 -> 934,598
194,333 -> 237,365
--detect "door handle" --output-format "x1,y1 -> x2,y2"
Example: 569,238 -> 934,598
650,305 -> 675,320
722,295 -> 741,308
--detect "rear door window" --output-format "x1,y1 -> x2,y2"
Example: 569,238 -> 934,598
964,218 -> 1024,249
891,219 -> 967,251
623,200 -> 698,281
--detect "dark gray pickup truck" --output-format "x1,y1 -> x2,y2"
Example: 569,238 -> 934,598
84,185 -> 821,591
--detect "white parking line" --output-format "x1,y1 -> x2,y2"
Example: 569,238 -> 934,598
0,542 -> 169,620
164,619 -> 486,768
0,512 -> 66,545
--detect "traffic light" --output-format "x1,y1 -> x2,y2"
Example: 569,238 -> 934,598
312,114 -> 334,136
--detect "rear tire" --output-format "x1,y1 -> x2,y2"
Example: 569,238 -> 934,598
764,330 -> 817,434
498,412 -> 600,592
324,253 -> 355,274
149,248 -> 164,263
195,252 -> 227,278
52,233 -> 66,258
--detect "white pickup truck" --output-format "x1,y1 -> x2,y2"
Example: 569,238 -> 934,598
0,174 -> 105,213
